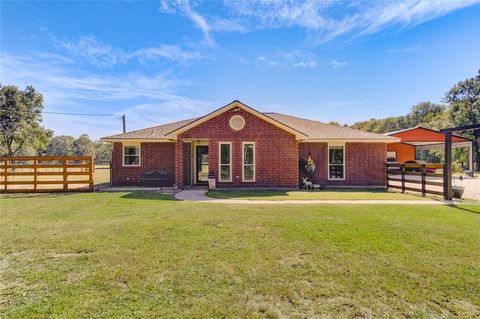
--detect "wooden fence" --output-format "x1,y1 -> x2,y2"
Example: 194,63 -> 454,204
0,156 -> 93,193
386,163 -> 445,197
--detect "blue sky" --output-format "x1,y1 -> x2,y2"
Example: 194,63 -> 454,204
2,0 -> 479,139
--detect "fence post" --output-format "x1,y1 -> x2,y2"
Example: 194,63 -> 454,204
89,157 -> 94,191
401,164 -> 405,193
3,159 -> 7,191
33,159 -> 37,191
421,164 -> 426,197
63,159 -> 68,190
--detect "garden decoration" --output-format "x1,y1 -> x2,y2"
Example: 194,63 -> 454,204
305,152 -> 316,179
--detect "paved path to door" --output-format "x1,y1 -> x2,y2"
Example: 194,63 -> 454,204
174,188 -> 453,205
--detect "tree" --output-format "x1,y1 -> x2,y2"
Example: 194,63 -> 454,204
45,135 -> 75,156
0,85 -> 53,156
94,141 -> 112,162
444,70 -> 480,170
408,102 -> 446,128
72,134 -> 95,157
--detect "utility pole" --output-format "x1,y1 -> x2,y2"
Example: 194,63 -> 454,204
121,114 -> 126,133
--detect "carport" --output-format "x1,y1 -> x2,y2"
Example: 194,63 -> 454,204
385,126 -> 478,200
385,126 -> 474,171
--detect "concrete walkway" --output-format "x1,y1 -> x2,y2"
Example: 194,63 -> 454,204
174,188 -> 453,205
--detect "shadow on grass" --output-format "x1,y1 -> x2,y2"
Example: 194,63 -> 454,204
120,191 -> 177,201
448,202 -> 480,215
0,192 -> 77,199
207,188 -> 428,200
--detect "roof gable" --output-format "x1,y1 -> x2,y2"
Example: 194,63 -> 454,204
164,100 -> 308,140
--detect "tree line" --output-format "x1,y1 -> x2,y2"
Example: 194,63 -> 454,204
1,71 -> 478,166
352,71 -> 479,170
0,84 -> 112,161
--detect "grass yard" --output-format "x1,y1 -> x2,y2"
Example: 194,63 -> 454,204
207,189 -> 430,200
1,192 -> 479,318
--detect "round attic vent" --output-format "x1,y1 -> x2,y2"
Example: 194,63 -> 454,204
229,115 -> 245,131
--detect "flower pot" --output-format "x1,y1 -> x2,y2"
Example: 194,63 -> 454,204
452,186 -> 465,199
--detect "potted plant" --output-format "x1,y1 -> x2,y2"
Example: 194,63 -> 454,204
452,186 -> 465,199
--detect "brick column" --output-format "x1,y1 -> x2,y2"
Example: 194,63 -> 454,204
175,139 -> 184,189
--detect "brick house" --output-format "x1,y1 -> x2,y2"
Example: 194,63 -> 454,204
101,100 -> 399,189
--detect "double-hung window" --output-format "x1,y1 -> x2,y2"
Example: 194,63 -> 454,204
242,142 -> 255,182
123,144 -> 140,166
328,144 -> 344,180
219,142 -> 232,182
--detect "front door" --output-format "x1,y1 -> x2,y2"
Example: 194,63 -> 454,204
196,145 -> 209,184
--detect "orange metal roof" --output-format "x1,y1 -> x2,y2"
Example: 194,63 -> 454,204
385,126 -> 472,144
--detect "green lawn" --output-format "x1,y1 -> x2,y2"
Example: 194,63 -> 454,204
1,192 -> 479,318
207,189 -> 430,200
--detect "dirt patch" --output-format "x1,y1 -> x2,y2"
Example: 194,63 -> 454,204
278,251 -> 310,267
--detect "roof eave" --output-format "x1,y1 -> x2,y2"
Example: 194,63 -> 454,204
299,137 -> 400,143
100,138 -> 175,143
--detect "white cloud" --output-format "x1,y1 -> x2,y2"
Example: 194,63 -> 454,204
284,50 -> 318,68
387,46 -> 422,53
255,50 -> 319,68
328,60 -> 348,69
0,52 -> 211,138
159,0 -> 245,44
256,55 -> 279,66
162,0 -> 480,44
294,61 -> 317,69
54,35 -> 203,68
239,57 -> 248,64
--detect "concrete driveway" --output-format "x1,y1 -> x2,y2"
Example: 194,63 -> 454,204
453,176 -> 480,200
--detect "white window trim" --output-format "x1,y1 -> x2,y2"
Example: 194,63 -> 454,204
387,151 -> 397,161
242,141 -> 255,182
122,143 -> 141,167
218,142 -> 232,182
328,143 -> 345,181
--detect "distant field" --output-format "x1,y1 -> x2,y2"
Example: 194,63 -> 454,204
93,165 -> 110,186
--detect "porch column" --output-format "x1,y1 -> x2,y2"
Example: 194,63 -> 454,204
175,139 -> 184,189
443,132 -> 453,200
469,141 -> 474,172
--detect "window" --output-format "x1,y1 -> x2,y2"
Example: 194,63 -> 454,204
387,151 -> 397,162
229,115 -> 245,131
219,142 -> 232,182
123,144 -> 140,166
328,144 -> 344,180
242,142 -> 255,182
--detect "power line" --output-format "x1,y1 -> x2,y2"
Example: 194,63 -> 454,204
44,111 -> 115,117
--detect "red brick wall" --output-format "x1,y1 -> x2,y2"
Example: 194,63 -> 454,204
112,142 -> 175,186
299,142 -> 387,187
179,109 -> 299,188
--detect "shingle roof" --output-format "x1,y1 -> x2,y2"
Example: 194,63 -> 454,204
102,111 -> 395,141
265,113 -> 395,140
102,117 -> 199,140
